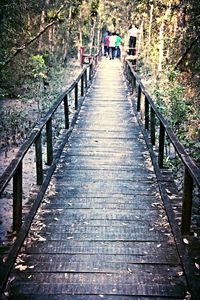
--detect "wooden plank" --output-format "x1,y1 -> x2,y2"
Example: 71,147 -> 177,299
27,231 -> 168,243
9,282 -> 187,297
25,240 -> 180,256
8,296 -> 185,300
16,252 -> 180,265
33,209 -> 165,222
51,170 -> 156,180
12,261 -> 183,274
40,201 -> 163,210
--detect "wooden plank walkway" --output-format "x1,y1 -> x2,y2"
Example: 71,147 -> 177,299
4,59 -> 188,299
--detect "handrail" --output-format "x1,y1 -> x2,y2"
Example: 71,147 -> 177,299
0,50 -> 101,233
124,59 -> 200,236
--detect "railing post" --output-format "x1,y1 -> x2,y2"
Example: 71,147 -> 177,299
46,118 -> 53,165
150,107 -> 156,145
145,96 -> 149,130
137,85 -> 141,112
35,133 -> 43,185
81,75 -> 84,97
158,122 -> 165,168
181,168 -> 193,235
128,66 -> 131,83
140,94 -> 145,121
131,75 -> 136,94
80,46 -> 84,66
85,69 -> 88,88
64,94 -> 69,129
13,161 -> 22,232
75,82 -> 78,110
89,62 -> 93,80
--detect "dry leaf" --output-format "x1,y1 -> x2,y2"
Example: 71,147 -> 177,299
28,265 -> 35,269
16,257 -> 25,264
15,264 -> 28,271
3,256 -> 7,263
177,271 -> 183,276
183,238 -> 189,245
8,276 -> 15,283
195,262 -> 200,270
127,267 -> 133,273
38,236 -> 46,242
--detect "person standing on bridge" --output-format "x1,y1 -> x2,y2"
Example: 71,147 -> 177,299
115,33 -> 122,59
128,24 -> 139,55
109,32 -> 117,60
103,31 -> 110,57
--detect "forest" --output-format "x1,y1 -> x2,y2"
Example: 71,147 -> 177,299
0,0 -> 200,167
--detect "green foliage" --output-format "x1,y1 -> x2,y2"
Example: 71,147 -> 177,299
168,85 -> 187,128
30,55 -> 47,79
0,106 -> 27,146
90,0 -> 100,17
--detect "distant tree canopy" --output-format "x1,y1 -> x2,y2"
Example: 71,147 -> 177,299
1,0 -> 200,79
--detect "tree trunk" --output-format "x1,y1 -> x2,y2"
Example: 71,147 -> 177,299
38,9 -> 46,51
157,5 -> 171,75
138,18 -> 144,54
89,20 -> 96,54
148,4 -> 154,48
157,19 -> 164,74
63,6 -> 72,65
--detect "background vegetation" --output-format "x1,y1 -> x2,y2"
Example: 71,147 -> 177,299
0,0 -> 199,165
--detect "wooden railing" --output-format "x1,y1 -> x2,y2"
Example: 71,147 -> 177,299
80,46 -> 100,66
0,51 -> 101,234
124,59 -> 200,236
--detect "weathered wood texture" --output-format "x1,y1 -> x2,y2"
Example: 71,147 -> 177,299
4,59 -> 188,299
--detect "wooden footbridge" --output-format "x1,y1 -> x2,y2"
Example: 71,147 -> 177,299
0,54 -> 200,299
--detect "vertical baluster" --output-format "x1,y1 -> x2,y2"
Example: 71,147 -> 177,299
81,75 -> 84,97
150,107 -> 156,145
181,168 -> 193,235
137,85 -> 141,112
145,96 -> 149,130
89,63 -> 92,80
85,69 -> 87,88
35,133 -> 43,185
64,94 -> 69,129
13,161 -> 22,232
140,94 -> 145,121
128,66 -> 131,83
75,83 -> 78,110
46,118 -> 53,165
158,122 -> 165,168
132,75 -> 136,94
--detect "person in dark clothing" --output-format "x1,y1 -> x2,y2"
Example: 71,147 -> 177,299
128,25 -> 138,55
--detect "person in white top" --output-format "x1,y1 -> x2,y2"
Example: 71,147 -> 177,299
128,25 -> 139,55
109,32 -> 117,59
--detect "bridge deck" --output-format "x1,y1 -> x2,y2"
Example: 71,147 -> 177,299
5,59 -> 187,299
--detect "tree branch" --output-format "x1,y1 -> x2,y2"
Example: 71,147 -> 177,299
0,1 -> 68,71
174,35 -> 199,70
